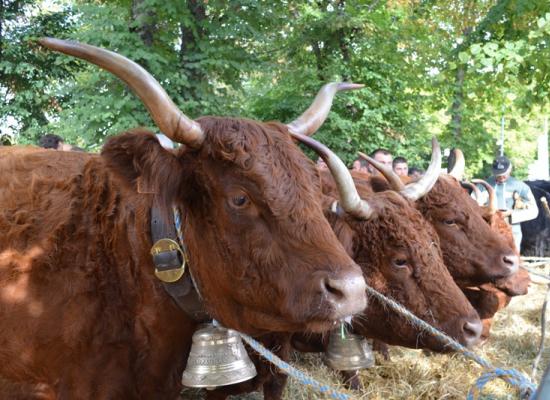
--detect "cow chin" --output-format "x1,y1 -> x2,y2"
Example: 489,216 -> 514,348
210,305 -> 349,336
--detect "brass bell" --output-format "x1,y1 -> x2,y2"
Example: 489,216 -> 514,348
324,325 -> 375,371
181,323 -> 257,389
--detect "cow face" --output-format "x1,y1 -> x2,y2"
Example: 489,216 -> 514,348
321,173 -> 482,350
39,39 -> 368,335
483,210 -> 517,252
103,124 -> 366,335
416,176 -> 519,287
478,201 -> 530,295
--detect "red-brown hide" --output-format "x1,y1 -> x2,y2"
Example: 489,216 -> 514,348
462,209 -> 530,342
371,175 -> 527,344
413,175 -> 519,287
318,170 -> 481,351
0,122 -> 365,399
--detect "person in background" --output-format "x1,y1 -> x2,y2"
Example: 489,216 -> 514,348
1,134 -> 13,146
38,134 -> 84,151
392,156 -> 408,177
351,157 -> 369,173
366,148 -> 393,176
316,156 -> 328,171
408,167 -> 424,180
483,155 -> 538,251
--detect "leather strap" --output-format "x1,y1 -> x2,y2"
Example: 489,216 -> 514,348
150,200 -> 209,322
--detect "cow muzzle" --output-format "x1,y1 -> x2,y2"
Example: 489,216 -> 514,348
458,316 -> 483,348
501,254 -> 520,276
320,270 -> 367,320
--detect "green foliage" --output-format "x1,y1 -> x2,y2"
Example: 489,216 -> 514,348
0,2 -> 80,143
0,0 -> 548,179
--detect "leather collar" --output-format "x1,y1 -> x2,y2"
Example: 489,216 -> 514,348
150,199 -> 209,322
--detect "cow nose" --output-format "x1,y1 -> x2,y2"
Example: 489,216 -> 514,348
502,254 -> 519,275
461,318 -> 482,348
321,272 -> 367,318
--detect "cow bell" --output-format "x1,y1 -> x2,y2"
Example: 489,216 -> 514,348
324,326 -> 375,371
181,323 -> 257,389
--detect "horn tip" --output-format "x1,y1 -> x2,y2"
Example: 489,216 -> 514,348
38,37 -> 68,50
357,151 -> 370,161
338,82 -> 365,91
38,37 -> 53,46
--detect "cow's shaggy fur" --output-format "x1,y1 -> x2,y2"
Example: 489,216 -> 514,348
463,209 -> 530,342
414,175 -> 518,287
321,171 -> 479,351
0,120 -> 364,399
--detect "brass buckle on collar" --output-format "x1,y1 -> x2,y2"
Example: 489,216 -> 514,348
151,238 -> 186,283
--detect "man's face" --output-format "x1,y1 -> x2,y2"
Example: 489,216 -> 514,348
410,171 -> 422,179
58,142 -> 72,151
317,158 -> 328,171
393,162 -> 408,177
374,152 -> 393,167
495,173 -> 510,184
368,152 -> 393,175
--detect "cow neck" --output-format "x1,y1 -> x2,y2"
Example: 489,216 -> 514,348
150,198 -> 210,322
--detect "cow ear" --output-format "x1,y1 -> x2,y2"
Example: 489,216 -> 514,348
101,129 -> 184,200
320,194 -> 336,212
330,215 -> 356,258
370,176 -> 391,192
322,200 -> 356,258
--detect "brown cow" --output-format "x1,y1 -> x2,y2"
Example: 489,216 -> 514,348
327,142 -> 482,350
366,155 -> 526,344
206,140 -> 482,400
461,179 -> 530,342
0,39 -> 368,399
366,154 -> 519,288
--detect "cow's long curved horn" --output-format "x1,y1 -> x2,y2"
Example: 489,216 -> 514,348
400,138 -> 441,201
39,38 -> 204,148
286,82 -> 364,137
472,179 -> 498,215
360,138 -> 441,201
357,151 -> 405,191
461,181 -> 483,206
448,148 -> 465,180
291,132 -> 374,220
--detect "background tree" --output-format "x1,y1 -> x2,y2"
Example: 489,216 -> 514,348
1,0 -> 548,178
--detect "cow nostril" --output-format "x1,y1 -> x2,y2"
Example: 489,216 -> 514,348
319,272 -> 367,318
463,322 -> 478,337
462,319 -> 482,347
323,278 -> 345,301
502,254 -> 519,274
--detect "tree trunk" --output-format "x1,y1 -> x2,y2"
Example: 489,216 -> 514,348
450,64 -> 466,139
179,0 -> 206,100
131,0 -> 156,47
312,41 -> 326,81
179,0 -> 205,62
0,0 -> 4,61
450,26 -> 473,140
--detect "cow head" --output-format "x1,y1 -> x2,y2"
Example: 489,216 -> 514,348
416,175 -> 518,287
320,141 -> 482,350
369,150 -> 518,288
467,179 -> 530,296
39,38 -> 368,335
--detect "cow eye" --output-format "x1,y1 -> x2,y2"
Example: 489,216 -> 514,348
392,258 -> 408,269
443,219 -> 456,226
231,195 -> 249,208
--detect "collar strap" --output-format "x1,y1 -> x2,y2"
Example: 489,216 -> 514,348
150,200 -> 209,322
